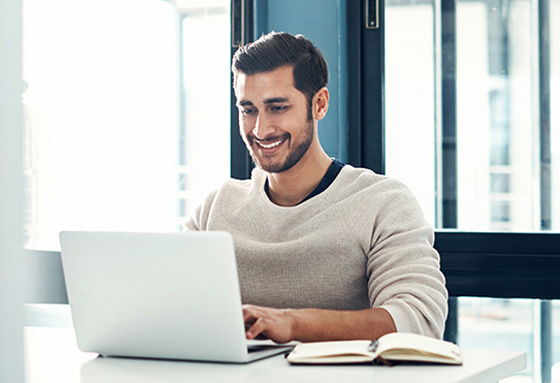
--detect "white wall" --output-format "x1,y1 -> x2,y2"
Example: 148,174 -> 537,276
0,0 -> 25,381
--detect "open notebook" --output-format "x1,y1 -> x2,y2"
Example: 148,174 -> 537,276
287,332 -> 462,366
59,231 -> 293,363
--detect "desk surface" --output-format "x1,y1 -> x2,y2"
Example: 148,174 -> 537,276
25,325 -> 526,383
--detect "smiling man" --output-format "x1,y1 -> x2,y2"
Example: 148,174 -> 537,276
185,32 -> 448,343
235,64 -> 331,206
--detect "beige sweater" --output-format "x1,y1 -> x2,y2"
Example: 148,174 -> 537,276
185,165 -> 448,338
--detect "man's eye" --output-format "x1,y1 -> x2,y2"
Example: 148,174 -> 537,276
241,108 -> 257,116
270,105 -> 288,113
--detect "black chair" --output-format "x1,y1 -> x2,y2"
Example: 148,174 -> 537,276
435,230 -> 560,383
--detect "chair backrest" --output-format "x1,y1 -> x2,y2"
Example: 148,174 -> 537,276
435,231 -> 560,300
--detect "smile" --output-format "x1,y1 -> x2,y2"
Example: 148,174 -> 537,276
255,138 -> 286,149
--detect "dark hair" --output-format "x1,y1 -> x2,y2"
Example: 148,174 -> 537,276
232,32 -> 329,104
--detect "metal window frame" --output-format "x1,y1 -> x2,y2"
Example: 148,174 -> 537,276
346,0 -> 385,173
229,0 -> 254,180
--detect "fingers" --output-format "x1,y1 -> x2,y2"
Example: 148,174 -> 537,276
242,304 -> 295,344
243,305 -> 266,339
245,317 -> 266,340
242,304 -> 257,322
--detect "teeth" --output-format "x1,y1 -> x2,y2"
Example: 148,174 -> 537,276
258,139 -> 284,149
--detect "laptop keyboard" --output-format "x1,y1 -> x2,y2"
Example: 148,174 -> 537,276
246,340 -> 296,353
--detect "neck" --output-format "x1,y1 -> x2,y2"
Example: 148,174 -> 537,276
266,143 -> 332,207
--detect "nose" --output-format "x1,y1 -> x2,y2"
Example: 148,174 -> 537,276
252,113 -> 276,140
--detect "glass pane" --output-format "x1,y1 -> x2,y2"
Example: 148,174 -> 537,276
22,0 -> 231,251
386,0 -> 559,233
178,1 -> 231,223
552,0 -> 560,231
385,0 -> 436,226
459,298 -> 535,381
459,298 -> 560,383
457,0 -> 532,231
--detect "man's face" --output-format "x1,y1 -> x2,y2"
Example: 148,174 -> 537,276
234,66 -> 315,173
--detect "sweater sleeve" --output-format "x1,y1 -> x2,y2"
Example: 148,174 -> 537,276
182,189 -> 219,231
365,181 -> 448,339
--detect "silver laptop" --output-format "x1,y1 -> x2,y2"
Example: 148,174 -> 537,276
59,230 -> 293,363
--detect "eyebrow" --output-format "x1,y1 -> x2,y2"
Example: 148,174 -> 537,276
237,97 -> 290,107
264,97 -> 289,104
237,100 -> 254,107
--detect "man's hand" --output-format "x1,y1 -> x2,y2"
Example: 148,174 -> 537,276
243,304 -> 296,344
243,304 -> 397,344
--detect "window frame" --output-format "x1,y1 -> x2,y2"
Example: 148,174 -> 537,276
230,0 -> 254,179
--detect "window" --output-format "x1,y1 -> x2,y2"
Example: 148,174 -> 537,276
22,0 -> 230,251
178,0 -> 231,223
385,0 -> 559,232
384,0 -> 559,381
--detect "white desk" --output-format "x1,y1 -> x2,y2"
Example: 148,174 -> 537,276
24,305 -> 526,383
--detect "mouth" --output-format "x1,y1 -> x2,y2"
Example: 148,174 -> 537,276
255,137 -> 286,149
249,134 -> 290,154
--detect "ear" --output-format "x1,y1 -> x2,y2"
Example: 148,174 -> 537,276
312,87 -> 329,121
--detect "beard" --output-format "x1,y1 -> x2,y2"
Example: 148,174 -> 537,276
248,119 -> 314,173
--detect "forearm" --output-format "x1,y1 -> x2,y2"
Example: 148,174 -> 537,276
289,307 -> 396,342
243,304 -> 396,343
